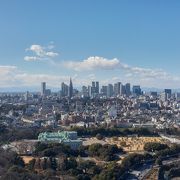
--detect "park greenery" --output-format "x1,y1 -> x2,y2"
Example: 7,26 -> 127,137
33,143 -> 79,157
0,145 -> 127,180
71,126 -> 158,137
34,142 -> 124,162
29,142 -> 129,180
1,139 -> 180,179
0,122 -> 158,146
159,161 -> 180,179
143,142 -> 180,159
1,123 -> 180,179
0,123 -> 54,145
144,142 -> 168,152
87,143 -> 124,161
0,148 -> 44,180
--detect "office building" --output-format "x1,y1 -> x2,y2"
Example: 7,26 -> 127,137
61,82 -> 69,97
82,86 -> 89,97
24,91 -> 29,101
150,92 -> 158,98
45,89 -> 51,96
88,85 -> 92,97
96,81 -> 99,94
91,81 -> 96,97
114,82 -> 121,96
91,81 -> 99,97
132,85 -> 141,96
107,84 -> 114,97
125,83 -> 131,96
160,92 -> 167,101
101,85 -> 108,97
41,82 -> 46,96
120,83 -> 126,95
175,92 -> 180,101
68,78 -> 73,98
119,83 -> 126,96
164,89 -> 172,95
164,89 -> 172,99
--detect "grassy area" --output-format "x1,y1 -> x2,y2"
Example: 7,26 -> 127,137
106,136 -> 166,152
21,156 -> 34,164
82,136 -> 166,153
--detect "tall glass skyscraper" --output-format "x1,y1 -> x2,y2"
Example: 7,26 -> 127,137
41,82 -> 46,96
69,78 -> 73,98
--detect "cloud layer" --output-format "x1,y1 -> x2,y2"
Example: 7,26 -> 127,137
1,42 -> 180,90
0,62 -> 180,89
0,66 -> 90,89
64,56 -> 172,80
65,56 -> 119,71
24,43 -> 58,61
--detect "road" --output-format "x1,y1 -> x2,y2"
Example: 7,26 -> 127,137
127,155 -> 180,180
127,163 -> 152,180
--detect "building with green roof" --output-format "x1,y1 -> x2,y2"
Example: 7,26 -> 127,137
38,131 -> 82,149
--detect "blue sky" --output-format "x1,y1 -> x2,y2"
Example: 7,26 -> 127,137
0,0 -> 180,90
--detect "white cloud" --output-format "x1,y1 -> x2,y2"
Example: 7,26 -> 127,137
15,73 -> 95,88
24,43 -> 59,62
0,66 -> 19,86
122,65 -> 170,80
15,73 -> 68,87
62,56 -> 180,88
0,66 -> 68,88
65,56 -> 119,71
2,50 -> 180,89
24,56 -> 40,61
64,56 -> 173,80
0,64 -> 180,89
0,65 -> 91,88
0,65 -> 17,74
46,51 -> 58,57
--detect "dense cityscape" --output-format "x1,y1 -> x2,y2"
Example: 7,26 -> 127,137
0,79 -> 180,179
1,1 -> 180,180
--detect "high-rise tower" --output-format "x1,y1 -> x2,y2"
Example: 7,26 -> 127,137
107,84 -> 113,97
114,82 -> 121,96
69,78 -> 73,98
125,83 -> 131,96
41,82 -> 46,96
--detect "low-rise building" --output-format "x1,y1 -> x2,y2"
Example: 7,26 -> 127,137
38,131 -> 82,149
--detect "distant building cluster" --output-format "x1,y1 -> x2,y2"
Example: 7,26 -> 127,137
41,82 -> 51,97
41,79 -> 142,98
40,80 -> 176,103
0,79 -> 180,139
69,80 -> 140,98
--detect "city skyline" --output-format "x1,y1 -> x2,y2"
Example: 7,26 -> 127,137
39,80 -> 174,98
1,1 -> 180,90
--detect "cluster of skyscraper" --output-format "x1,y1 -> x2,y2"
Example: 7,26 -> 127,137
61,78 -> 73,98
41,80 -> 178,102
81,81 -> 141,98
160,89 -> 172,101
41,79 -> 144,98
41,79 -> 73,98
41,82 -> 51,96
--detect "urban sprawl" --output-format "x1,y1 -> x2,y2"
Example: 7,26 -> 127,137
0,79 -> 180,179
